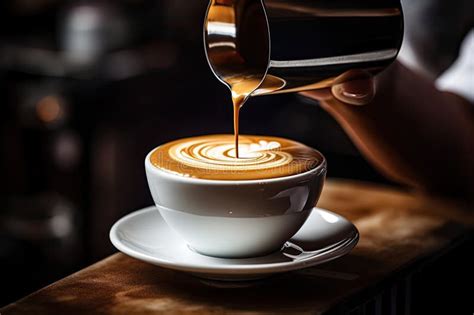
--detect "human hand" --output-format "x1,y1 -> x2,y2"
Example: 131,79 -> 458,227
300,70 -> 375,106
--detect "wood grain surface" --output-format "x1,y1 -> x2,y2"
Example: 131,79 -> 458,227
2,179 -> 472,315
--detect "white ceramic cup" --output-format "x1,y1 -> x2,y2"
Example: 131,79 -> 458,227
145,148 -> 326,258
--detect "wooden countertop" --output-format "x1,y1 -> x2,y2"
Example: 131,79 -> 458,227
2,180 -> 472,314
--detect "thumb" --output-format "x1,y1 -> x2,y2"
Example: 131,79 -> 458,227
331,77 -> 375,106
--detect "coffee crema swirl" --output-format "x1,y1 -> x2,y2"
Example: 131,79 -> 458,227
150,134 -> 323,180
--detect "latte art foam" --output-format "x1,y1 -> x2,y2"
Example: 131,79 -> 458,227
169,137 -> 293,171
150,135 -> 323,180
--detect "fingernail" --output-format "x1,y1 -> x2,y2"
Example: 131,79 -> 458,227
331,81 -> 374,106
341,90 -> 370,99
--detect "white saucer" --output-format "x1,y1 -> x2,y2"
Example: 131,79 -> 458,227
110,206 -> 359,281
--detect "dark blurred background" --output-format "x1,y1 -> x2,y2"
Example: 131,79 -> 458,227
0,0 -> 405,305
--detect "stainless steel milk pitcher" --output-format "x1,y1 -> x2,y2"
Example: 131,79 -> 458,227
204,0 -> 404,96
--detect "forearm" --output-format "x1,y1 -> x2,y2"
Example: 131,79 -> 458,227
321,62 -> 474,199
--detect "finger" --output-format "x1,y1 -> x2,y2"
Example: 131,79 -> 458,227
331,77 -> 375,106
299,88 -> 333,101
